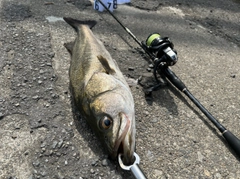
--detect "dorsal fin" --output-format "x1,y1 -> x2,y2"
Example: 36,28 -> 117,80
63,17 -> 97,32
97,55 -> 116,75
64,41 -> 74,55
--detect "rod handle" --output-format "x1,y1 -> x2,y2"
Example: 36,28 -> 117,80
222,130 -> 240,158
162,67 -> 186,91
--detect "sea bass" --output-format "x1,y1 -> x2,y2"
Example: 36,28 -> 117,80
63,17 -> 135,164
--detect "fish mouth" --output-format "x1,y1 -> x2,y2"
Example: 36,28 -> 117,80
112,113 -> 134,165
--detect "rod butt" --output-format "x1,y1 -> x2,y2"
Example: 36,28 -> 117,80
222,130 -> 240,158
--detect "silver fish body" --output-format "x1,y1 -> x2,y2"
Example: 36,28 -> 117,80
64,17 -> 135,164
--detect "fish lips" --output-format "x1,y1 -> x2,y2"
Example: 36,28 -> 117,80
112,113 -> 135,165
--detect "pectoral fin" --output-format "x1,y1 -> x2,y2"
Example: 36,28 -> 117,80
97,55 -> 116,75
64,41 -> 74,55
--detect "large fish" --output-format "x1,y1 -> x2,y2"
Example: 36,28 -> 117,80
63,17 -> 135,164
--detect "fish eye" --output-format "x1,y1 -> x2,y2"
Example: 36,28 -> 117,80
99,116 -> 113,130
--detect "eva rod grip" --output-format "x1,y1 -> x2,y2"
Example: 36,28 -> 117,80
162,67 -> 186,91
222,130 -> 240,158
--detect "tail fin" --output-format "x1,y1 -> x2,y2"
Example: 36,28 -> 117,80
63,17 -> 97,32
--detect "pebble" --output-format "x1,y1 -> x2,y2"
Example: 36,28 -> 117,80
101,159 -> 109,166
21,95 -> 27,100
149,64 -> 154,68
147,67 -> 152,72
48,52 -> 55,58
52,140 -> 58,149
14,103 -> 20,107
143,110 -> 149,116
32,160 -> 40,167
57,172 -> 64,179
39,69 -> 44,74
151,118 -> 158,123
41,148 -> 46,153
46,63 -> 52,66
14,123 -> 21,129
90,169 -> 95,174
57,139 -> 64,148
40,170 -> 47,177
230,74 -> 236,78
153,169 -> 163,177
56,152 -> 61,156
146,150 -> 153,158
41,142 -> 46,148
214,173 -> 222,178
128,67 -> 134,71
197,151 -> 204,162
12,134 -> 17,139
204,169 -> 211,177
51,94 -> 58,98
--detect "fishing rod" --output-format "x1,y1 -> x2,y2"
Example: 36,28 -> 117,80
96,0 -> 240,160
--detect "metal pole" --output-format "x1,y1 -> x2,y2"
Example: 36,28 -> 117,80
118,152 -> 147,179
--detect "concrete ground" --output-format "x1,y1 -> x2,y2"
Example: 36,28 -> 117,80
0,0 -> 239,178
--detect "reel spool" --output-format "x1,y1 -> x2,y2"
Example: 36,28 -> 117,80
145,33 -> 178,66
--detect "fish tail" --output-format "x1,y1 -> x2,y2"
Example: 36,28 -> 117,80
63,17 -> 97,32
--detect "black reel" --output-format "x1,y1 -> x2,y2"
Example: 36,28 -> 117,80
144,33 -> 178,80
145,33 -> 177,65
140,33 -> 179,93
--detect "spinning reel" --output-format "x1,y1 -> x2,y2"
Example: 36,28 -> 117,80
145,33 -> 177,66
142,33 -> 178,91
